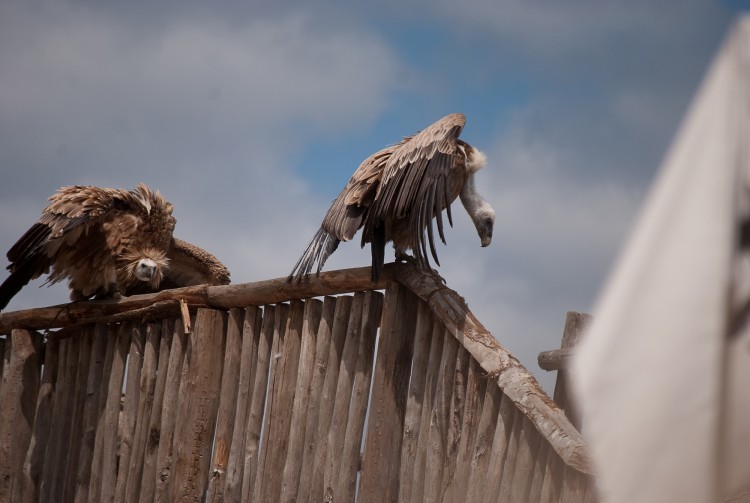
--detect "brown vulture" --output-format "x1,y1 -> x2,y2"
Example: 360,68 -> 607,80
290,113 -> 495,283
0,184 -> 230,311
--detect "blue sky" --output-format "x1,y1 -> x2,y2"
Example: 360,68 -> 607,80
0,0 -> 744,391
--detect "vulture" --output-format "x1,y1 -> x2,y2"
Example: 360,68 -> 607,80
290,113 -> 495,283
0,184 -> 230,312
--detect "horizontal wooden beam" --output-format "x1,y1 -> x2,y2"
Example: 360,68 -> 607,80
537,348 -> 575,371
0,265 -> 393,334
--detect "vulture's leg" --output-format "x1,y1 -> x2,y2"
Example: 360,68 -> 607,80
70,289 -> 87,302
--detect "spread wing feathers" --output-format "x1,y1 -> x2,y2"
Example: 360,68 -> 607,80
289,144 -> 396,281
163,238 -> 231,287
289,112 -> 467,283
366,113 -> 466,268
0,184 -> 174,311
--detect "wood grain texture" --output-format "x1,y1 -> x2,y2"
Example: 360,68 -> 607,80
305,296 -> 352,503
395,264 -> 593,475
396,301 -> 434,502
0,329 -> 42,502
170,309 -> 227,502
280,299 -> 324,503
296,297 -> 337,501
139,319 -> 175,503
359,282 -> 417,502
0,265 -> 396,333
223,306 -> 262,503
205,308 -> 245,503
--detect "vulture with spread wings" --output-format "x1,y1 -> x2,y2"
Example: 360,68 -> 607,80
0,184 -> 230,311
290,113 -> 495,283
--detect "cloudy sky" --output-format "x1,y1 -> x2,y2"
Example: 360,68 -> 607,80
0,0 -> 744,391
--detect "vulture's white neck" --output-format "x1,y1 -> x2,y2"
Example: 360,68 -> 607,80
460,173 -> 490,216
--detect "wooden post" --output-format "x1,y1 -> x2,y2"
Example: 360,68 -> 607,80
359,282 -> 417,502
552,312 -> 592,431
169,308 -> 227,502
0,329 -> 43,502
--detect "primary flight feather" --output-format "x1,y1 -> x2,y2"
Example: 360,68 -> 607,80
290,113 -> 495,283
0,184 -> 230,311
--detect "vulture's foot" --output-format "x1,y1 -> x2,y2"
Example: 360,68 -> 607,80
429,267 -> 447,285
395,250 -> 415,264
69,289 -> 87,302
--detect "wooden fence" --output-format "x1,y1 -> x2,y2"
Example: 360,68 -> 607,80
0,262 -> 595,502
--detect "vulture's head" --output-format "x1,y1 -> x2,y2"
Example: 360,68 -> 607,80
120,248 -> 169,288
472,202 -> 495,248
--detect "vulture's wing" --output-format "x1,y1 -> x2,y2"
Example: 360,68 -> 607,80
162,237 -> 230,287
289,144 -> 398,281
367,113 -> 466,268
0,186 -> 150,311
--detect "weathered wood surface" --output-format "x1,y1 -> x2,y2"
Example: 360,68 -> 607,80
0,265 -> 395,333
0,262 -> 597,503
359,282 -> 417,502
552,311 -> 592,430
205,308 -> 245,502
537,348 -> 575,371
396,264 -> 594,475
170,309 -> 227,502
223,306 -> 262,503
0,329 -> 42,502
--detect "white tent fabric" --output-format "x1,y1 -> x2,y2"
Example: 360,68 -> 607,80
574,16 -> 750,503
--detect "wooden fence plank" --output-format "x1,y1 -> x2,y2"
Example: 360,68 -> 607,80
493,402 -> 521,503
62,326 -> 94,503
170,308 -> 227,502
423,331 -> 460,503
410,321 -> 445,503
335,290 -> 383,503
73,324 -> 108,503
322,293 -> 365,501
205,308 -> 245,502
505,416 -> 543,503
21,335 -> 59,503
125,322 -> 161,503
560,464 -> 588,503
439,345 -> 470,498
95,324 -> 131,503
0,337 -> 5,380
87,324 -> 119,503
538,452 -> 564,503
42,334 -> 80,502
445,358 -> 488,503
224,306 -> 262,503
138,319 -> 174,503
359,282 -> 417,503
256,300 -> 304,503
115,322 -> 147,502
397,301 -> 434,503
302,296 -> 352,503
527,438 -> 551,503
280,299 -> 324,503
296,296 -> 337,500
154,319 -> 190,503
240,304 -> 278,502
465,384 -> 502,503
0,329 -> 42,503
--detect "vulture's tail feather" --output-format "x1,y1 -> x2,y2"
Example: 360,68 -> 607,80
0,257 -> 42,312
288,228 -> 340,284
371,224 -> 386,283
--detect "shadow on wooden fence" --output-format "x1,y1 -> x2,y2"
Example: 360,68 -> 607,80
0,262 -> 596,502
